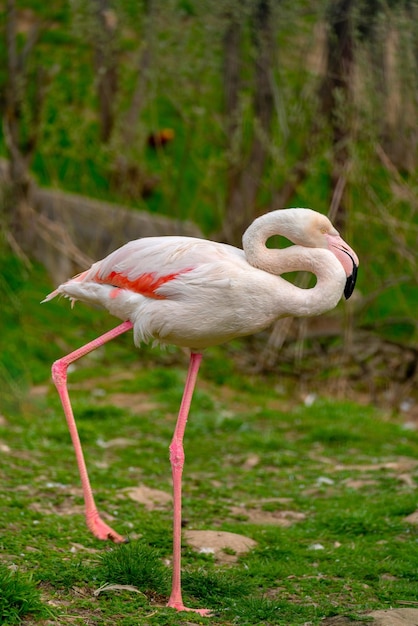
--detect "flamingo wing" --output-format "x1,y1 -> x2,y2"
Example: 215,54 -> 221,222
89,237 -> 223,298
44,237 -> 246,303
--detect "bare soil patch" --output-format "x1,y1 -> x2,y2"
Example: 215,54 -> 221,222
229,504 -> 306,527
123,484 -> 172,510
184,529 -> 257,563
324,608 -> 418,625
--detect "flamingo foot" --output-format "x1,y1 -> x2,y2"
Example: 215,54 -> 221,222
167,599 -> 211,616
86,511 -> 127,543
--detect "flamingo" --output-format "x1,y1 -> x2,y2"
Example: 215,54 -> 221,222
43,208 -> 359,615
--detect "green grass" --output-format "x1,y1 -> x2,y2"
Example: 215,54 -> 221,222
0,255 -> 417,624
99,543 -> 169,597
0,564 -> 52,624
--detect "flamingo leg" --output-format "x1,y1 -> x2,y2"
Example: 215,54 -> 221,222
51,320 -> 133,543
167,352 -> 211,616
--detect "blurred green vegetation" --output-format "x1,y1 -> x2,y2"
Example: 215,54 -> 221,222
1,0 -> 416,346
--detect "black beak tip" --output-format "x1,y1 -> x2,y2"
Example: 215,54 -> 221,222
344,265 -> 358,300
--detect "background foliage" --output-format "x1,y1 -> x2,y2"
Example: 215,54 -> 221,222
1,0 -> 416,336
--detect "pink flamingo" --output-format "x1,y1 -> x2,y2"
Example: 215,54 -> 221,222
44,208 -> 358,615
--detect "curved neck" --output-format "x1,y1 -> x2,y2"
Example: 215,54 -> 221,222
242,213 -> 347,317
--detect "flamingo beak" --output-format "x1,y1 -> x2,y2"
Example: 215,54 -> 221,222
325,234 -> 359,300
344,262 -> 358,299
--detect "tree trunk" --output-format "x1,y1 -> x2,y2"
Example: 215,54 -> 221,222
92,0 -> 119,143
221,0 -> 276,246
3,0 -> 41,247
223,5 -> 242,142
121,0 -> 154,146
4,0 -> 29,199
319,0 -> 354,234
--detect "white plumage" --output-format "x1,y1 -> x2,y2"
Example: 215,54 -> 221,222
45,208 -> 358,349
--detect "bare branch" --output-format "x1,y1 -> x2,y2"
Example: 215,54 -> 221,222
375,143 -> 418,207
19,22 -> 40,72
328,161 -> 350,224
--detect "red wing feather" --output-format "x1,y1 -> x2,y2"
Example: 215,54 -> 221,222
94,269 -> 190,299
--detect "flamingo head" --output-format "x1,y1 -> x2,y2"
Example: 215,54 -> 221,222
243,208 -> 360,300
310,213 -> 359,300
285,209 -> 360,300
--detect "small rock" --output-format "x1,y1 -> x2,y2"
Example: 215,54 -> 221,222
308,543 -> 325,551
404,510 -> 418,525
316,476 -> 335,486
184,530 -> 256,563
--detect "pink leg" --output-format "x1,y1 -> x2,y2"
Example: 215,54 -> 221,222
167,352 -> 211,616
51,320 -> 133,543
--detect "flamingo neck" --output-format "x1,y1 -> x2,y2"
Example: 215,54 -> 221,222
242,212 -> 347,317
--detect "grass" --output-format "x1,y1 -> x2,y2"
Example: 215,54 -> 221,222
0,564 -> 51,624
0,255 -> 417,624
99,543 -> 169,597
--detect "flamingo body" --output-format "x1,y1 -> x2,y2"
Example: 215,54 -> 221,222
44,208 -> 359,615
45,208 -> 358,349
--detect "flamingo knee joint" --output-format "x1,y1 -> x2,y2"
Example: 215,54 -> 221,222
51,360 -> 68,386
